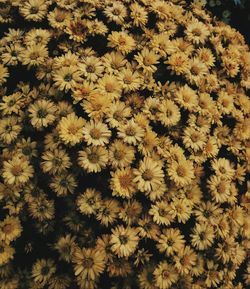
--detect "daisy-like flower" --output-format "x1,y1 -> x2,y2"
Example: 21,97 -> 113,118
149,201 -> 174,226
31,259 -> 56,286
196,47 -> 215,68
185,18 -> 210,44
0,116 -> 22,144
169,198 -> 193,224
110,167 -> 136,199
183,126 -> 207,152
191,222 -> 215,250
20,44 -> 48,68
134,48 -> 160,74
208,175 -> 231,203
130,2 -> 148,27
78,146 -> 109,173
19,0 -> 48,22
211,158 -> 235,180
108,31 -> 136,55
133,157 -> 164,192
65,18 -> 90,43
165,52 -> 189,75
96,198 -> 120,227
105,100 -> 131,128
153,261 -> 178,289
72,246 -> 105,280
28,99 -> 57,129
156,228 -> 185,256
117,67 -> 142,92
0,64 -> 9,84
117,119 -> 144,146
0,242 -> 15,266
174,245 -> 197,275
104,1 -> 127,25
48,7 -> 72,30
185,57 -> 208,85
3,154 -> 34,186
168,159 -> 195,187
1,43 -> 24,66
175,84 -> 198,111
157,99 -> 181,127
97,74 -> 122,100
0,216 -> 22,245
79,56 -> 104,82
57,113 -> 85,146
110,225 -> 139,258
76,188 -> 102,216
108,140 -> 135,168
50,173 -> 77,196
41,148 -> 71,175
83,120 -> 111,146
53,66 -> 82,91
102,51 -> 127,74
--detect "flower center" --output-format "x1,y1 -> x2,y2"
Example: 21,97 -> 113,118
88,152 -> 99,163
119,234 -> 128,244
119,174 -> 131,188
3,224 -> 13,234
90,128 -> 101,139
83,257 -> 94,268
176,166 -> 186,177
142,169 -> 153,181
11,165 -> 23,177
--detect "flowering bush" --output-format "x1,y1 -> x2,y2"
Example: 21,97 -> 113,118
0,0 -> 250,289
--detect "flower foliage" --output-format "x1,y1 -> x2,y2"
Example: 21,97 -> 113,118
0,0 -> 250,289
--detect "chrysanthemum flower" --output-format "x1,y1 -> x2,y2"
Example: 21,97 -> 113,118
72,246 -> 105,280
185,18 -> 210,44
28,99 -> 57,129
76,188 -> 102,216
157,228 -> 185,256
54,234 -> 76,263
157,99 -> 181,127
0,242 -> 15,266
0,216 -> 22,245
149,201 -> 174,226
20,44 -> 48,68
2,154 -> 34,186
57,113 -> 85,146
110,167 -> 136,199
165,52 -> 189,75
153,261 -> 178,289
117,119 -> 144,146
110,225 -> 139,258
53,66 -> 82,91
108,31 -> 136,55
19,0 -> 48,22
167,159 -> 195,187
211,158 -> 235,180
78,146 -> 108,173
0,116 -> 22,144
83,120 -> 111,146
191,222 -> 215,250
31,259 -> 56,286
108,140 -> 135,170
96,198 -> 120,227
133,157 -> 164,192
174,245 -> 197,275
135,48 -> 160,74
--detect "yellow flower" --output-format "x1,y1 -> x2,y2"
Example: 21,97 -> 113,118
0,216 -> 22,245
28,99 -> 57,129
167,159 -> 195,187
108,140 -> 135,168
191,222 -> 215,250
78,146 -> 108,173
135,48 -> 160,74
57,113 -> 85,146
211,158 -> 235,180
185,18 -> 210,44
153,261 -> 178,289
53,66 -> 82,91
110,225 -> 139,258
31,259 -> 56,286
19,0 -> 48,22
110,167 -> 136,199
72,246 -> 105,280
0,242 -> 15,266
41,148 -> 71,175
3,154 -> 34,186
108,31 -> 136,55
156,228 -> 185,256
54,234 -> 76,263
0,116 -> 22,144
104,2 -> 127,25
133,157 -> 164,192
117,118 -> 144,146
83,120 -> 111,146
76,188 -> 102,216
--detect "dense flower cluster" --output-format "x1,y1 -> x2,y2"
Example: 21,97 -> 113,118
0,0 -> 250,289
